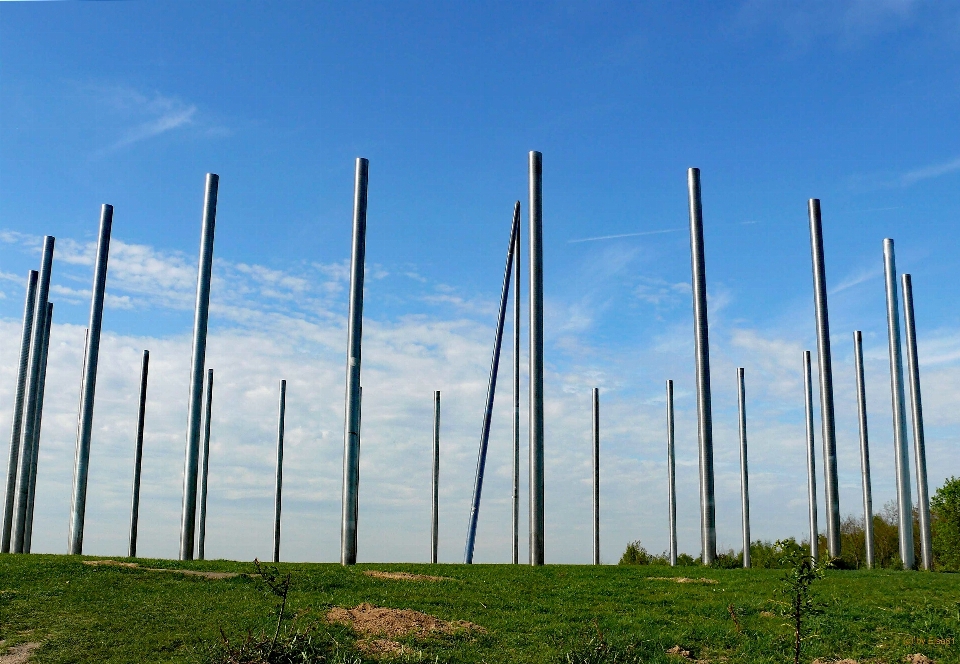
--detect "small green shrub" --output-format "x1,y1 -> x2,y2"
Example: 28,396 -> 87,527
618,541 -> 649,565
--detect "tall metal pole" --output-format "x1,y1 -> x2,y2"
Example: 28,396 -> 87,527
464,203 -> 520,564
431,390 -> 440,564
737,368 -> 751,568
179,174 -> 219,561
666,380 -> 677,567
592,388 -> 600,565
529,151 -> 545,567
129,350 -> 150,558
13,236 -> 55,554
803,350 -> 819,562
853,331 -> 875,569
807,199 -> 841,559
687,167 -> 716,565
512,214 -> 521,566
901,274 -> 932,570
883,239 -> 915,569
341,158 -> 369,566
2,270 -> 38,553
274,380 -> 286,563
23,301 -> 53,552
197,369 -> 214,560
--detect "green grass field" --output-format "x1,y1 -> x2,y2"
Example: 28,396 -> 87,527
1,554 -> 958,663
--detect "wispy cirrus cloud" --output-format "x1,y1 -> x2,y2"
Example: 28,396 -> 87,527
900,155 -> 960,186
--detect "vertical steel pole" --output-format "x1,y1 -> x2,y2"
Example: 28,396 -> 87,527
529,151 -> 545,567
592,388 -> 600,565
464,203 -> 520,564
883,239 -> 915,569
853,331 -> 875,569
129,350 -> 150,558
513,213 -> 521,565
341,158 -> 369,566
901,274 -> 932,570
431,390 -> 440,564
23,302 -> 53,552
737,368 -> 751,568
666,380 -> 677,567
179,174 -> 219,561
13,237 -> 54,554
807,199 -> 841,559
803,350 -> 819,562
197,369 -> 214,560
2,270 -> 38,553
687,168 -> 716,565
274,380 -> 286,563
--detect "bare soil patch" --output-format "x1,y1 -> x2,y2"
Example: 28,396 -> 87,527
647,576 -> 719,585
327,603 -> 484,639
666,644 -> 711,663
904,655 -> 935,664
813,659 -> 859,664
363,570 -> 451,582
0,641 -> 40,664
83,560 -> 242,579
356,638 -> 404,655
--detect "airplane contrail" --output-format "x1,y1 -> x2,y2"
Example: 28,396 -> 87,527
568,228 -> 682,243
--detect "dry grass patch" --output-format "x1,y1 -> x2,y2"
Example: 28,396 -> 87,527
82,560 -> 244,580
0,641 -> 40,664
647,576 -> 719,585
362,570 -> 451,582
326,603 -> 484,640
812,659 -> 859,664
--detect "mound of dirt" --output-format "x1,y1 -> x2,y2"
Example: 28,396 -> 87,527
665,644 -> 710,663
0,641 -> 40,664
647,576 -> 719,585
904,655 -> 935,664
82,560 -> 243,579
327,603 -> 484,639
363,570 -> 451,582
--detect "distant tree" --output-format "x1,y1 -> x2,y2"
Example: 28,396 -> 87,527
618,541 -> 649,565
931,476 -> 960,571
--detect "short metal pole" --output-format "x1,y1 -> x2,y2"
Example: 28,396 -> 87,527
129,350 -> 150,558
737,367 -> 751,568
803,350 -> 819,562
883,239 -> 915,569
341,158 -> 368,566
666,380 -> 677,567
197,369 -> 214,560
274,380 -> 286,563
901,274 -> 932,570
512,215 -> 521,565
24,302 -> 53,552
853,331 -> 875,569
179,174 -> 219,561
807,199 -> 841,559
431,390 -> 440,564
13,236 -> 55,554
2,270 -> 38,553
687,168 -> 716,565
529,151 -> 545,567
592,388 -> 600,565
464,203 -> 520,564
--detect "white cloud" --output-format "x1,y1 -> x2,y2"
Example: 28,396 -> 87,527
900,155 -> 960,186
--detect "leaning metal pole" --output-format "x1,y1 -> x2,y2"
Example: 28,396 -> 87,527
274,380 -> 286,563
803,350 -> 819,562
901,274 -> 932,570
883,239 -> 915,569
464,202 -> 520,564
431,390 -> 440,564
738,367 -> 751,569
24,301 -> 53,552
853,331 -> 875,569
687,167 -> 716,565
592,388 -> 600,566
2,270 -> 38,553
179,174 -> 219,561
13,236 -> 55,554
197,369 -> 214,560
807,199 -> 841,559
529,151 -> 545,566
68,204 -> 112,555
512,215 -> 521,565
341,158 -> 369,566
129,350 -> 150,558
666,380 -> 677,567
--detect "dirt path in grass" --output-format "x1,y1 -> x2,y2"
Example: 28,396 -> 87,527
83,560 -> 244,579
363,570 -> 452,582
0,642 -> 40,664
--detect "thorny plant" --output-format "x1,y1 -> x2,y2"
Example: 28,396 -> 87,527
773,540 -> 828,664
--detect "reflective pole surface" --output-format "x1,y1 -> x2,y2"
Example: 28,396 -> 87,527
592,388 -> 600,565
737,367 -> 751,569
431,390 -> 440,564
687,168 -> 716,565
666,380 -> 677,567
529,151 -> 545,566
853,331 -> 875,568
24,302 -> 53,552
807,199 -> 841,558
274,380 -> 286,563
512,215 -> 521,565
803,350 -> 819,562
341,158 -> 368,565
883,239 -> 915,569
901,274 -> 932,570
2,270 -> 38,553
197,369 -> 214,560
179,174 -> 219,561
464,203 -> 520,564
13,236 -> 55,553
129,350 -> 150,558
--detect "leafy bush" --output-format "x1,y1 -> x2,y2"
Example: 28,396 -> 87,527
932,475 -> 960,571
618,541 -> 649,565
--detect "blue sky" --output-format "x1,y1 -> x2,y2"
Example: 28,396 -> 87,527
1,0 -> 959,564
